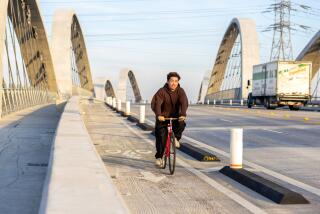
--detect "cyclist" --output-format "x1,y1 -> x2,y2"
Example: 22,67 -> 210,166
151,72 -> 189,167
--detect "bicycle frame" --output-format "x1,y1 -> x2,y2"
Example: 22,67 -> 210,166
165,119 -> 173,157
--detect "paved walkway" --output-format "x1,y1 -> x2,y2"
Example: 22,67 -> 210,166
0,104 -> 61,214
39,97 -> 128,214
81,100 -> 251,214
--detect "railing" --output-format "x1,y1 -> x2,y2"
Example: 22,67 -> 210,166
199,99 -> 248,106
1,87 -> 54,117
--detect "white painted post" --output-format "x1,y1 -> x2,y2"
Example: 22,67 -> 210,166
241,99 -> 244,106
117,99 -> 122,111
221,100 -> 224,105
139,105 -> 145,123
207,99 -> 210,105
126,101 -> 131,116
230,100 -> 233,106
230,128 -> 243,169
112,98 -> 117,108
213,99 -> 216,105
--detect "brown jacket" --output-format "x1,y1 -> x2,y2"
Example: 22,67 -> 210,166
151,84 -> 188,118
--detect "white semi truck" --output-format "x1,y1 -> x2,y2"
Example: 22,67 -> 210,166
247,61 -> 311,110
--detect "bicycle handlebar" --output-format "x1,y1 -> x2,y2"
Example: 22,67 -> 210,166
164,118 -> 178,120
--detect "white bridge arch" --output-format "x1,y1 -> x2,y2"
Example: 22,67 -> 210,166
296,31 -> 320,101
205,18 -> 260,101
0,0 -> 59,117
117,68 -> 142,103
51,10 -> 94,99
94,77 -> 116,101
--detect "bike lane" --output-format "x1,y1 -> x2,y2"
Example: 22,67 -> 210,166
80,100 -> 263,214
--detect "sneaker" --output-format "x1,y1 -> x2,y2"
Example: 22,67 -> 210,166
155,158 -> 162,167
175,138 -> 180,148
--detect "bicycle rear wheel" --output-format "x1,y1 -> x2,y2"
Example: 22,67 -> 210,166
168,133 -> 176,175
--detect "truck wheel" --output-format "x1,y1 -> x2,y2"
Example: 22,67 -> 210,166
289,105 -> 300,111
265,98 -> 276,110
247,94 -> 253,108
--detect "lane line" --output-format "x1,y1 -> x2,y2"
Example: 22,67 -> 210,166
118,113 -> 266,214
200,166 -> 223,173
183,135 -> 320,198
183,124 -> 318,132
220,119 -> 233,123
260,129 -> 283,134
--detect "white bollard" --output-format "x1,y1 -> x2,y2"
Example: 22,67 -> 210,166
207,99 -> 210,105
230,128 -> 243,169
230,100 -> 233,106
126,101 -> 131,116
213,99 -> 216,105
139,105 -> 145,123
117,99 -> 122,111
241,99 -> 244,106
221,100 -> 224,105
112,98 -> 117,108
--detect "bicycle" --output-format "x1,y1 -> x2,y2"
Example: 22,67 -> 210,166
161,118 -> 178,175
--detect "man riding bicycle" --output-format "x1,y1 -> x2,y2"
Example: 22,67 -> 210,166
151,72 -> 189,167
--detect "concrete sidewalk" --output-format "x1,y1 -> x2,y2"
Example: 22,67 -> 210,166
39,97 -> 128,214
0,104 -> 61,214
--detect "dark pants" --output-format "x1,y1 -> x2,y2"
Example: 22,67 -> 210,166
154,120 -> 186,159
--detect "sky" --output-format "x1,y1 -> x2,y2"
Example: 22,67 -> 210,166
39,0 -> 320,102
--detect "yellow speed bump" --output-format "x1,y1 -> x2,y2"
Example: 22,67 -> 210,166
304,117 -> 310,121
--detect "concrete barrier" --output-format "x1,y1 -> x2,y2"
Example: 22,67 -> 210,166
39,96 -> 128,214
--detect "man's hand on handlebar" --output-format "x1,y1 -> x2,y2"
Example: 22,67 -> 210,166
179,116 -> 186,122
158,116 -> 165,121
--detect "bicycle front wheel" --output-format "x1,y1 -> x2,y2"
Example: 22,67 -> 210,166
168,132 -> 176,175
161,148 -> 167,169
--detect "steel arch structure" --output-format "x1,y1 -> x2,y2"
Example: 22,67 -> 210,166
117,68 -> 142,103
105,80 -> 116,98
296,31 -> 320,101
51,10 -> 94,99
205,18 -> 259,101
0,0 -> 59,117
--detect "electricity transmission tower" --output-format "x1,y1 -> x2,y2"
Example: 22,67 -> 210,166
264,0 -> 311,61
269,0 -> 293,61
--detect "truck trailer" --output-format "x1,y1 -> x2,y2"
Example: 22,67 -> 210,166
247,61 -> 311,110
